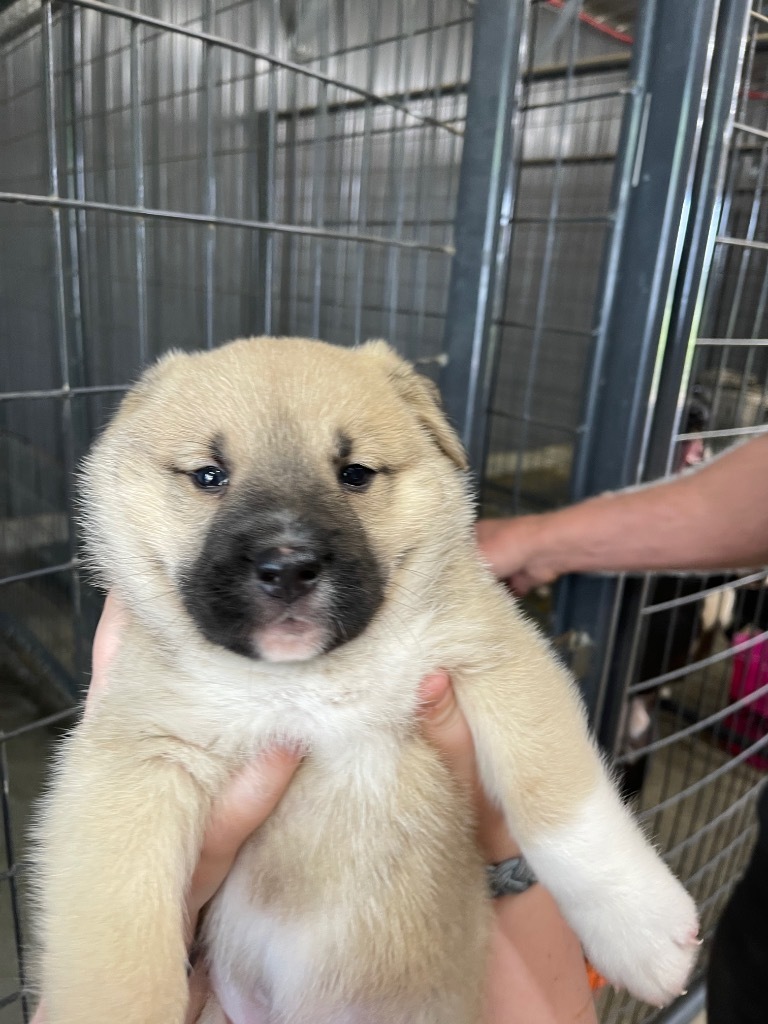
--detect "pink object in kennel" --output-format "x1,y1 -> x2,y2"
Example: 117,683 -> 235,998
723,630 -> 768,772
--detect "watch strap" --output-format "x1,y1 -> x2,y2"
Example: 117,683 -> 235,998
486,855 -> 538,898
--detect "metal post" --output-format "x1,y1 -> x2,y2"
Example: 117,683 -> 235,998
551,0 -> 727,731
644,0 -> 753,481
440,0 -> 527,473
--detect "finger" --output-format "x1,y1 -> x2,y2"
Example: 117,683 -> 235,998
508,572 -> 533,598
417,672 -> 477,791
184,960 -> 212,1024
188,747 -> 302,916
87,593 -> 128,714
419,673 -> 520,862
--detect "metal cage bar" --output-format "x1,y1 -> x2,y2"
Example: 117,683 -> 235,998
552,0 -> 728,723
440,0 -> 527,470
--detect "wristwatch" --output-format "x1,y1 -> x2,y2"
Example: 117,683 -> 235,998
486,855 -> 538,898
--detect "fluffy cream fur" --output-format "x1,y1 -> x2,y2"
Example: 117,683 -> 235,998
34,338 -> 698,1024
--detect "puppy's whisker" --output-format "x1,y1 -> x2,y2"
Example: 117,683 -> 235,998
375,600 -> 422,648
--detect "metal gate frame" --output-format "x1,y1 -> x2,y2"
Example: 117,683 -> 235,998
442,0 -> 754,728
443,4 -> 756,1022
570,0 -> 754,745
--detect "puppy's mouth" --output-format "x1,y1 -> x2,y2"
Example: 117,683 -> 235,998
252,613 -> 330,663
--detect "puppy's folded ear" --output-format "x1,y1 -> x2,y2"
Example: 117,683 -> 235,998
361,340 -> 469,471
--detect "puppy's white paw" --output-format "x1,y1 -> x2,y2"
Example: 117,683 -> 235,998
524,779 -> 699,1006
580,866 -> 699,1006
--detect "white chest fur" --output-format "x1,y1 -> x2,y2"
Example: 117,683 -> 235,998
161,605 -> 441,761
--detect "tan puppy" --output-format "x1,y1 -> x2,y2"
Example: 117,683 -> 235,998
35,337 -> 698,1024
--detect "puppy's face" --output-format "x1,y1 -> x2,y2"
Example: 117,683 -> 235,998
82,338 -> 469,663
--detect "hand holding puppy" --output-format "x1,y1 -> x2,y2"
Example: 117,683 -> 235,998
33,598 -> 596,1024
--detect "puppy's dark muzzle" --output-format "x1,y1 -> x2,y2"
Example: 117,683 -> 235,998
255,547 -> 323,604
181,481 -> 385,659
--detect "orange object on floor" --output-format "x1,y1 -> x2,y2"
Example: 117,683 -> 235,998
586,961 -> 607,992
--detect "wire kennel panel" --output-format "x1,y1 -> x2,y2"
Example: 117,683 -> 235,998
596,3 -> 767,1023
0,1 -> 474,1019
447,2 -> 763,1022
478,0 -> 635,517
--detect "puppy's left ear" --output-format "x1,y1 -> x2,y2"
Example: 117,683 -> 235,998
361,340 -> 469,471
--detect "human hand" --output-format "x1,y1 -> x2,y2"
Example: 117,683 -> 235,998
32,594 -> 301,1024
93,594 -> 302,927
476,517 -> 559,596
182,743 -> 301,1023
418,670 -> 520,863
418,672 -> 598,1024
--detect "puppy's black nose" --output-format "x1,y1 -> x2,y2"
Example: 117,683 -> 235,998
254,548 -> 322,603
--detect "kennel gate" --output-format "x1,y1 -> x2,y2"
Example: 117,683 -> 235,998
1,3 -> 766,1023
460,3 -> 767,1023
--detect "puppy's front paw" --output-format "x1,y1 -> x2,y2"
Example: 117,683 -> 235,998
582,867 -> 699,1006
525,781 -> 700,1007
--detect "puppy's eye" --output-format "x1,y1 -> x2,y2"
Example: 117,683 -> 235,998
339,464 -> 376,490
190,465 -> 229,490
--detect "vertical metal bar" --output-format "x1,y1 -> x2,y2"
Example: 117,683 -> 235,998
32,6 -> 72,1017
352,1 -> 379,346
60,1 -> 87,680
548,0 -> 663,720
0,741 -> 28,1021
570,0 -> 720,500
552,0 -> 726,725
202,0 -> 216,348
700,11 -> 759,348
331,0 -> 352,341
440,0 -> 527,471
644,0 -> 753,481
131,19 -> 148,365
410,0 -> 439,350
43,2 -> 68,389
333,104 -> 352,339
62,2 -> 88,393
310,73 -> 329,339
278,69 -> 299,336
262,2 -> 279,335
384,0 -> 408,347
511,3 -> 582,512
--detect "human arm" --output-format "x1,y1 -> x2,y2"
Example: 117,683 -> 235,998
419,672 -> 598,1024
478,434 -> 768,593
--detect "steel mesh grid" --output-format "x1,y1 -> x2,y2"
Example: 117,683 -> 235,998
480,0 -> 635,518
0,1 -> 472,1018
596,5 -> 768,1023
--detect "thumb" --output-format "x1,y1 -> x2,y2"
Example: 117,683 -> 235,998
418,672 -> 477,791
188,747 -> 302,916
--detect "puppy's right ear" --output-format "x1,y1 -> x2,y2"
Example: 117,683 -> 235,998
360,340 -> 469,471
119,349 -> 185,415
